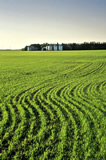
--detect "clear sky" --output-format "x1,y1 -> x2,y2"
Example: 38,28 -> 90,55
0,0 -> 106,49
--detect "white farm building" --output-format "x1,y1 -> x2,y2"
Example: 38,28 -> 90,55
42,44 -> 63,51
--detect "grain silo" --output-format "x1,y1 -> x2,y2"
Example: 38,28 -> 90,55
48,45 -> 53,51
54,45 -> 57,51
59,44 -> 63,51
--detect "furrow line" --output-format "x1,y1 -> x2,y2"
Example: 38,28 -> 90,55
79,62 -> 105,78
64,83 -> 100,159
55,84 -> 82,160
57,84 -> 89,159
69,82 -> 105,159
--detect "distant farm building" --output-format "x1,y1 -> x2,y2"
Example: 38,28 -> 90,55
41,44 -> 63,51
27,45 -> 39,51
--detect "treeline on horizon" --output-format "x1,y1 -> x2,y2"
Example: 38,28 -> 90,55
22,42 -> 106,51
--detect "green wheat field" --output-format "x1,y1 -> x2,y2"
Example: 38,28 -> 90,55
0,50 -> 106,160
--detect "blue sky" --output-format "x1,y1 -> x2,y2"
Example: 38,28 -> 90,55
0,0 -> 106,49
